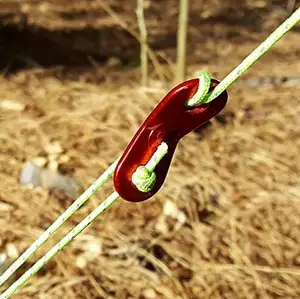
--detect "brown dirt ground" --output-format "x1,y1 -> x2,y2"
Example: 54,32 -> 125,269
1,1 -> 300,298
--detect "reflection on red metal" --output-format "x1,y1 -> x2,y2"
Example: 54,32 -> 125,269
113,78 -> 228,202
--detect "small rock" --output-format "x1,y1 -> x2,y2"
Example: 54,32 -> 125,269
20,161 -> 79,198
20,162 -> 42,187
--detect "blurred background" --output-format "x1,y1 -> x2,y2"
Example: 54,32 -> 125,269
0,1 -> 300,298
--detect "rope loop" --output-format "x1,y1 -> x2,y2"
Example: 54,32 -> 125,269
186,71 -> 211,107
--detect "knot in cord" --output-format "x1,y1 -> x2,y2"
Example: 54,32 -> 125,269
132,166 -> 156,192
132,142 -> 168,193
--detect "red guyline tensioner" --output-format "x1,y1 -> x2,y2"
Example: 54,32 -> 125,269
113,78 -> 228,202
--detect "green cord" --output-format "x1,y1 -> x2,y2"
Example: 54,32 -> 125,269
186,7 -> 300,106
185,71 -> 211,107
0,144 -> 169,298
0,159 -> 120,288
0,192 -> 120,299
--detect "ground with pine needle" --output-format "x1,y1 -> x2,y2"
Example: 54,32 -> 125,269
0,1 -> 300,298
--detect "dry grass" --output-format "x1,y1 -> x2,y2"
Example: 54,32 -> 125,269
1,1 -> 300,298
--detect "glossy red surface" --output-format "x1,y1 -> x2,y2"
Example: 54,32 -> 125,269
113,78 -> 228,202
